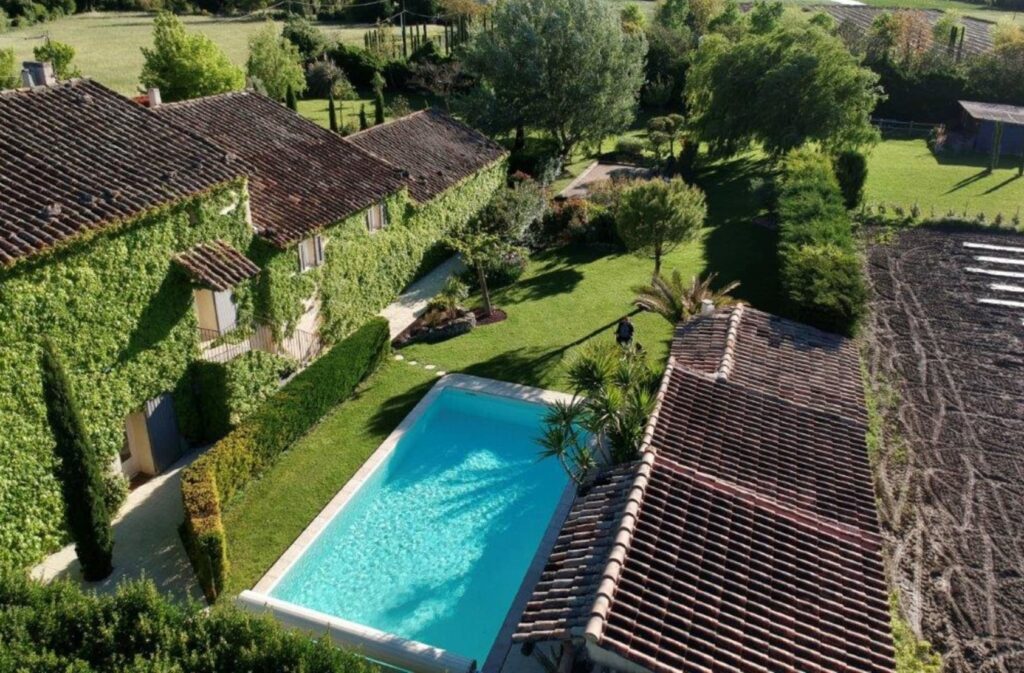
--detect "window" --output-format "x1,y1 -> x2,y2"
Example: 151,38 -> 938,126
298,235 -> 324,271
366,203 -> 387,233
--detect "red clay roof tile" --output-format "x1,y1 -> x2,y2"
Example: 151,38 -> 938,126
0,80 -> 241,266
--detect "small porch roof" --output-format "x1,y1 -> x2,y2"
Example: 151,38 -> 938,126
174,240 -> 259,291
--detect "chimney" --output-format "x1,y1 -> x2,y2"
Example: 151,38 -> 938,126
701,299 -> 715,316
147,87 -> 162,108
21,61 -> 57,87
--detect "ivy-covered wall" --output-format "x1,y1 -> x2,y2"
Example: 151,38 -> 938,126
0,179 -> 252,569
257,160 -> 508,344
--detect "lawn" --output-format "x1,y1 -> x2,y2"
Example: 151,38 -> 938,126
220,151 -> 779,594
0,11 -> 442,95
865,138 -> 1024,219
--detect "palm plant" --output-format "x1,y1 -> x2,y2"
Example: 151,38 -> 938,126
632,270 -> 740,324
435,275 -> 469,320
538,343 -> 659,485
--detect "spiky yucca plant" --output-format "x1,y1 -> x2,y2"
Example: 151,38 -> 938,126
632,270 -> 740,324
538,343 -> 659,485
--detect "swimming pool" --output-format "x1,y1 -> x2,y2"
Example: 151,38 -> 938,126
247,375 -> 572,670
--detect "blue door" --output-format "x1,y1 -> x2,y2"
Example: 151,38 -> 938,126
144,394 -> 183,473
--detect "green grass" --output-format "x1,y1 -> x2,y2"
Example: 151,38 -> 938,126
218,150 -> 780,594
0,11 -> 441,95
865,138 -> 1024,219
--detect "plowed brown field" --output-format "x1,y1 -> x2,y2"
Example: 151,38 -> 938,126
866,226 -> 1024,673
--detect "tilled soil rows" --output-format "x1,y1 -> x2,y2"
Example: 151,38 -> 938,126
866,226 -> 1024,673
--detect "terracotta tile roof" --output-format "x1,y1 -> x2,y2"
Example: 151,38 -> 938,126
0,79 -> 241,267
598,460 -> 894,673
514,463 -> 640,643
155,91 -> 407,248
174,240 -> 259,291
652,367 -> 880,536
672,306 -> 867,423
345,109 -> 507,202
515,309 -> 894,673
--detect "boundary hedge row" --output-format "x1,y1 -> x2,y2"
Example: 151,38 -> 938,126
777,148 -> 867,336
180,318 -> 390,601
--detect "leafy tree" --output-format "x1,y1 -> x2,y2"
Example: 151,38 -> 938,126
967,37 -> 1024,105
140,12 -> 244,102
648,113 -> 686,157
620,3 -> 646,32
410,60 -> 464,112
285,83 -> 297,110
246,23 -> 305,102
656,0 -> 690,32
328,90 -> 339,132
868,10 -> 933,66
461,0 -> 647,160
539,343 -> 660,485
616,177 -> 707,275
446,183 -> 540,315
0,47 -> 17,90
833,150 -> 868,209
686,24 -> 881,157
282,14 -> 327,61
642,24 -> 692,108
39,340 -> 113,581
748,0 -> 784,34
305,58 -> 355,99
372,70 -> 385,125
633,270 -> 739,324
33,40 -> 80,80
359,103 -> 369,129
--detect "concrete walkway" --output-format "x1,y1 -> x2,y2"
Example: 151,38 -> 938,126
32,448 -> 204,602
379,255 -> 466,338
560,161 -> 653,198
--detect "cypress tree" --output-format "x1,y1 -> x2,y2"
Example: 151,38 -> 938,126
372,71 -> 386,125
39,340 -> 114,581
328,91 -> 338,133
359,104 -> 369,130
285,84 -> 297,111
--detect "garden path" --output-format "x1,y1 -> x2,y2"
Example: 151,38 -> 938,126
31,448 -> 205,602
380,255 -> 466,339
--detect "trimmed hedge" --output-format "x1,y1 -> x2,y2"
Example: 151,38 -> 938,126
181,318 -> 390,600
777,148 -> 866,335
0,569 -> 380,673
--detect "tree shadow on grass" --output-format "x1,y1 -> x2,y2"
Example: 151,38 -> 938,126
945,169 -> 991,194
696,153 -> 785,315
500,268 -> 584,303
982,173 -> 1022,194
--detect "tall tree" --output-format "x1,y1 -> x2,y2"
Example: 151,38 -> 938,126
616,177 -> 707,276
33,40 -> 81,80
39,340 -> 114,581
328,90 -> 339,132
246,22 -> 306,102
460,0 -> 647,160
359,103 -> 369,130
0,48 -> 18,90
285,84 -> 297,111
372,71 -> 386,125
686,24 -> 881,157
141,12 -> 244,102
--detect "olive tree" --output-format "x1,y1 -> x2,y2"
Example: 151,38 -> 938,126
616,177 -> 707,276
460,0 -> 647,160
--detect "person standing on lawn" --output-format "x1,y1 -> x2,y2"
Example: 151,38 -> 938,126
615,316 -> 634,347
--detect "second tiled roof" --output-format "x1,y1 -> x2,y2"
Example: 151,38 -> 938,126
174,240 -> 259,291
156,91 -> 407,248
345,109 -> 507,202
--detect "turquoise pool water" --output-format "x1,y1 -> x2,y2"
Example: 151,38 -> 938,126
269,386 -> 570,664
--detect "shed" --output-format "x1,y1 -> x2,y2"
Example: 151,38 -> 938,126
959,100 -> 1024,170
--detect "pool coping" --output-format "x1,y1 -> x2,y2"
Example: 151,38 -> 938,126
252,372 -> 576,603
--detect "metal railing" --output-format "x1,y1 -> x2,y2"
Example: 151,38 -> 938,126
198,322 -> 322,367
